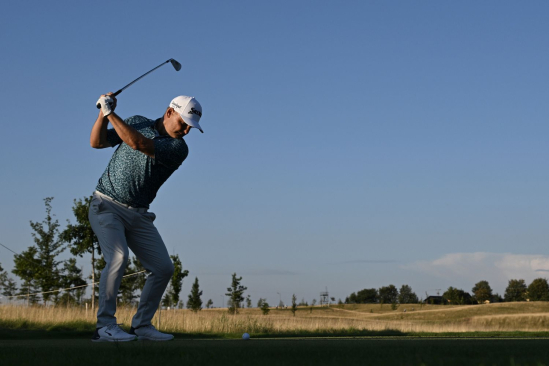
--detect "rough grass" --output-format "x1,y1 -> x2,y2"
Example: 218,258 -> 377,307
2,302 -> 549,336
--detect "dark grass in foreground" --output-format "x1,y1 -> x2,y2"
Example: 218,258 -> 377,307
2,337 -> 549,366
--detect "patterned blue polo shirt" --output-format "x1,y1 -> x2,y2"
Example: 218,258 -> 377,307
95,116 -> 189,208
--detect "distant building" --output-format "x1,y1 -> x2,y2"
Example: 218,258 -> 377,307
424,296 -> 445,305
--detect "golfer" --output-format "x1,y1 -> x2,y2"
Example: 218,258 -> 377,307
89,92 -> 203,342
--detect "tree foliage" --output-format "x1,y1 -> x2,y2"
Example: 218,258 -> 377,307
186,277 -> 203,312
527,278 -> 549,301
504,279 -> 528,302
226,273 -> 247,314
57,258 -> 86,305
379,285 -> 399,304
443,287 -> 474,305
472,280 -> 493,303
398,285 -> 419,304
291,294 -> 297,316
60,196 -> 100,307
346,288 -> 378,304
0,264 -> 17,300
1,277 -> 18,299
163,254 -> 189,308
260,300 -> 270,315
26,198 -> 66,304
12,246 -> 41,304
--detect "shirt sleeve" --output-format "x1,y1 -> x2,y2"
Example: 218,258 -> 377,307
105,116 -> 144,147
106,128 -> 122,147
154,138 -> 189,169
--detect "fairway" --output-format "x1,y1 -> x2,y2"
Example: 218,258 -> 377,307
2,336 -> 549,366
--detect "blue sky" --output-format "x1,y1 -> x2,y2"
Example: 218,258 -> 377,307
1,1 -> 548,306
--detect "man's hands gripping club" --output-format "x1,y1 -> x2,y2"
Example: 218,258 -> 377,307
96,92 -> 118,117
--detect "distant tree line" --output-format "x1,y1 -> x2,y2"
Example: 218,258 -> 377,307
345,279 -> 549,305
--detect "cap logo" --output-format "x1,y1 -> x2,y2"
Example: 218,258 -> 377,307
189,107 -> 202,117
171,102 -> 182,109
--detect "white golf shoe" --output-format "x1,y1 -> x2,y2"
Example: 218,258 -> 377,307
92,324 -> 137,342
130,325 -> 174,341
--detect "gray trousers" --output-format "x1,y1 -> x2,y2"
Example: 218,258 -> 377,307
88,191 -> 174,328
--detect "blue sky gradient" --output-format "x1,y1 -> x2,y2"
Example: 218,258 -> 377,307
1,1 -> 548,305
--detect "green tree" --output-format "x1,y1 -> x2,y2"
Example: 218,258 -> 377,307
346,288 -> 378,304
257,298 -> 266,308
225,273 -> 247,314
206,299 -> 213,309
260,300 -> 270,315
527,278 -> 549,301
472,280 -> 493,303
443,287 -> 473,305
186,277 -> 203,312
291,294 -> 297,316
60,196 -> 100,310
379,285 -> 399,304
29,198 -> 66,305
1,276 -> 18,299
57,258 -> 86,305
398,285 -> 419,304
12,246 -> 41,305
504,279 -> 528,302
246,294 -> 252,308
162,254 -> 189,308
0,264 -> 17,301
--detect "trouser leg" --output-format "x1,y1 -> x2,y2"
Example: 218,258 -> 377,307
126,212 -> 174,328
88,194 -> 130,328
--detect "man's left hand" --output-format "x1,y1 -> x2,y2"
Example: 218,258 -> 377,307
96,93 -> 117,117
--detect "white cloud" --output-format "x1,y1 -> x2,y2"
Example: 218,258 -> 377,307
403,252 -> 549,291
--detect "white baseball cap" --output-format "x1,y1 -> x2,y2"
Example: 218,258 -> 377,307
170,95 -> 204,133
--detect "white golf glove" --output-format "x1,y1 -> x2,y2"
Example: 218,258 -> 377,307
96,96 -> 114,117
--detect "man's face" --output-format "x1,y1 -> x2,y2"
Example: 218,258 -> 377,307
165,108 -> 192,138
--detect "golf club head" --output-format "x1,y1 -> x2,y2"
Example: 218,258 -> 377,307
170,59 -> 182,71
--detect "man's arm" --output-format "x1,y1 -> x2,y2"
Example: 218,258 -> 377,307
107,112 -> 155,158
90,110 -> 112,149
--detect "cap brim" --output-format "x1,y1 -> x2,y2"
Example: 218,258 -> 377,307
184,117 -> 204,133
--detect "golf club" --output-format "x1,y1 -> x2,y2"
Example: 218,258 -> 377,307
96,58 -> 182,108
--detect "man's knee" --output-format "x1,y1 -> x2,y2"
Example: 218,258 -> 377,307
158,261 -> 174,280
106,250 -> 129,271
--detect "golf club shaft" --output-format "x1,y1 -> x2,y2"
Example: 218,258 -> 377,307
96,60 -> 172,109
